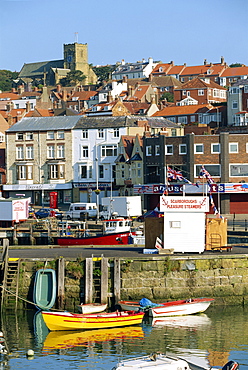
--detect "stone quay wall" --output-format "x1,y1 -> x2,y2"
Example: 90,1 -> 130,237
6,254 -> 248,310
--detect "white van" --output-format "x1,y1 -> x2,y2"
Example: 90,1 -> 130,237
66,203 -> 97,220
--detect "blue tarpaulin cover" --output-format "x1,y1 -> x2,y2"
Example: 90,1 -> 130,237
139,298 -> 161,308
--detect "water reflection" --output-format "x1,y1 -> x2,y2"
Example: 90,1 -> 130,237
0,306 -> 247,369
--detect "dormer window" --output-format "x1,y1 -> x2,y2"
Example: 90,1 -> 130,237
72,97 -> 79,101
159,67 -> 163,73
207,69 -> 211,75
16,133 -> 24,141
26,132 -> 33,140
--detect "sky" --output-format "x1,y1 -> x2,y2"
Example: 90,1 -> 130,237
0,0 -> 248,72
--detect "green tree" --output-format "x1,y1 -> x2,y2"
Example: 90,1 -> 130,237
93,65 -> 115,83
59,70 -> 86,86
0,70 -> 19,91
160,92 -> 174,102
229,63 -> 243,68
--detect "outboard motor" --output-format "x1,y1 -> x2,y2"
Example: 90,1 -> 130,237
222,361 -> 239,370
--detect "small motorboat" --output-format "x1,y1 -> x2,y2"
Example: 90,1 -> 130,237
42,310 -> 145,331
112,353 -> 239,370
119,298 -> 214,317
77,303 -> 107,314
33,268 -> 57,310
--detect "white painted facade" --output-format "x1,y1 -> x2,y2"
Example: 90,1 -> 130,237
72,126 -> 127,202
160,196 -> 209,253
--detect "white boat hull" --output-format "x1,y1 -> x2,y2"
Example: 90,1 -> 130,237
114,354 -> 191,370
148,300 -> 213,318
77,303 -> 107,314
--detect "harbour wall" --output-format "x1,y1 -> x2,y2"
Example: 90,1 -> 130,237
2,254 -> 248,310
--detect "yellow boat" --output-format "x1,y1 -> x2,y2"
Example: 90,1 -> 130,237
41,310 -> 145,331
43,326 -> 144,350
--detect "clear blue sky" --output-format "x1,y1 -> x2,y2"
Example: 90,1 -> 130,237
1,0 -> 248,72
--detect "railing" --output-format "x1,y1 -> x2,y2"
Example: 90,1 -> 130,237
227,219 -> 248,232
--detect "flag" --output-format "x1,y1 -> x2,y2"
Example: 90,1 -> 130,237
167,166 -> 199,187
209,194 -> 219,215
167,167 -> 184,181
199,165 -> 215,184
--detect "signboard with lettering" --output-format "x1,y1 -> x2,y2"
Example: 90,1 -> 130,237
160,196 -> 209,213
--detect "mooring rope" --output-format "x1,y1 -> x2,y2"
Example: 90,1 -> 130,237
0,285 -> 63,311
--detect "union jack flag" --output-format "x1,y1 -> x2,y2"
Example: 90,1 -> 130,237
199,165 -> 215,184
167,167 -> 184,181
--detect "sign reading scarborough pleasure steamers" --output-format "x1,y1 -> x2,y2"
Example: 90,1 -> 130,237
160,196 -> 209,213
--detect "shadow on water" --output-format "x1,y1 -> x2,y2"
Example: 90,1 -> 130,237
0,306 -> 247,369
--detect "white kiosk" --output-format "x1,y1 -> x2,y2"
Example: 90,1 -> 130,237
160,195 -> 209,253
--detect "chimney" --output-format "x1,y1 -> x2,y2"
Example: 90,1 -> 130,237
151,95 -> 156,104
170,61 -> 174,66
128,85 -> 134,97
148,57 -> 153,64
62,90 -> 67,101
135,82 -> 140,89
11,88 -> 16,93
6,102 -> 13,112
204,59 -> 207,65
26,101 -> 31,112
221,56 -> 225,65
121,59 -> 125,65
122,75 -> 127,83
33,86 -> 38,91
107,91 -> 113,102
17,85 -> 24,95
7,114 -> 13,127
57,85 -> 61,93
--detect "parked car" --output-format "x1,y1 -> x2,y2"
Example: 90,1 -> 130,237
35,208 -> 63,220
28,206 -> 35,218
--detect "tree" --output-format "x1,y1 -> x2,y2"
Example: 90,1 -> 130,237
229,63 -> 243,68
160,92 -> 174,102
59,70 -> 86,86
0,70 -> 19,91
93,65 -> 115,83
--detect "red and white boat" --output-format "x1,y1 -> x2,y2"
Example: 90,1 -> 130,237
119,298 -> 214,318
57,218 -> 137,246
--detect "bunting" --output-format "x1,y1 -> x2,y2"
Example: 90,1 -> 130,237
199,165 -> 215,184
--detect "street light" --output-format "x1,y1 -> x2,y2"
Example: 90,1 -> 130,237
95,155 -> 100,223
41,175 -> 45,207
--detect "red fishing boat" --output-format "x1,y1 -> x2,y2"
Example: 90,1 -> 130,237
57,218 -> 137,246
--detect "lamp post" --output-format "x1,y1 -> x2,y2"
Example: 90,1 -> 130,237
41,175 -> 45,207
95,156 -> 100,223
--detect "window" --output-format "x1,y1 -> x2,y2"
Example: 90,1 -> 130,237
57,131 -> 64,139
230,164 -> 248,176
246,143 -> 248,153
57,144 -> 65,158
195,164 -> 220,177
81,146 -> 88,158
99,165 -> 104,178
178,116 -> 187,124
229,142 -> 238,153
165,145 -> 173,155
49,164 -> 65,179
47,145 -> 55,158
231,87 -> 239,94
17,165 -> 33,180
155,145 -> 160,156
171,129 -> 176,136
213,89 -> 219,97
211,143 -> 220,154
101,145 -> 117,157
244,86 -> 248,93
47,131 -> 54,140
98,129 -> 104,138
16,133 -> 23,141
232,101 -> 238,109
16,146 -> 24,159
113,128 -> 119,138
26,132 -> 33,140
82,129 -> 88,139
194,144 -> 204,154
198,90 -> 204,96
179,144 -> 187,155
0,133 -> 4,142
26,145 -> 33,159
182,90 -> 186,96
80,165 -> 87,178
190,115 -> 195,123
89,165 -> 92,178
146,146 -> 152,156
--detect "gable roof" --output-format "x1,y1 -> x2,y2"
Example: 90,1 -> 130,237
6,116 -> 82,132
122,102 -> 150,115
153,104 -> 213,117
176,78 -> 226,90
151,76 -> 183,88
19,60 -> 64,78
220,66 -> 248,77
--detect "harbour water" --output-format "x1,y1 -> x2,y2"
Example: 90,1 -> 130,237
0,305 -> 248,369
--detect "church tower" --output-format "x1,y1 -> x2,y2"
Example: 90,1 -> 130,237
63,42 -> 97,84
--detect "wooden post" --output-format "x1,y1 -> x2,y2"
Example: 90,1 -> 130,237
85,258 -> 93,304
100,257 -> 108,304
113,258 -> 120,306
57,258 -> 65,309
13,224 -> 18,245
2,239 -> 9,263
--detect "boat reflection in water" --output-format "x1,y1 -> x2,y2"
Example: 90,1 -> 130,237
42,325 -> 144,352
150,313 -> 212,329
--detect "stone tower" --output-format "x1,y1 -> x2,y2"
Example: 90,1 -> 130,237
63,43 -> 97,84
